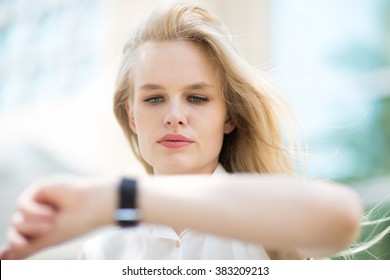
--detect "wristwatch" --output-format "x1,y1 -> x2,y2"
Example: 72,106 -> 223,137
115,178 -> 142,227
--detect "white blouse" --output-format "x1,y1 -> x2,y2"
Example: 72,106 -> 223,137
83,165 -> 270,260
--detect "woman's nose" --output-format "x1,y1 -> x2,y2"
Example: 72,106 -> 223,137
164,102 -> 187,128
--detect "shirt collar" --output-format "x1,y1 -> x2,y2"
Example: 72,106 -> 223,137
212,163 -> 227,175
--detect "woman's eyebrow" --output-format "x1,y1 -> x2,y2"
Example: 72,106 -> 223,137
183,82 -> 214,90
140,83 -> 165,91
140,82 -> 214,91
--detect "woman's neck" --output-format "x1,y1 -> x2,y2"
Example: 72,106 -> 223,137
153,162 -> 219,175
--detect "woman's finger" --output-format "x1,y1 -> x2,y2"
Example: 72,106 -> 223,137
11,212 -> 53,238
17,199 -> 56,223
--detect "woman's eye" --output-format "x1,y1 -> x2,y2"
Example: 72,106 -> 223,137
188,96 -> 208,103
144,96 -> 163,104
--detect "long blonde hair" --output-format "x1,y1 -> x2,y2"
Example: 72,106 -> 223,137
113,0 -> 301,175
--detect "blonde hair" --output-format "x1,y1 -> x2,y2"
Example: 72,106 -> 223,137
336,206 -> 390,259
113,0 -> 301,175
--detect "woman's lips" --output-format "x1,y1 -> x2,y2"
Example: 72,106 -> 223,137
157,133 -> 194,149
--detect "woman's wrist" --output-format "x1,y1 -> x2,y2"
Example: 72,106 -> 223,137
85,177 -> 120,229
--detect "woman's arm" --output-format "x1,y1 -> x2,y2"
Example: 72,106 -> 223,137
139,174 -> 362,258
0,174 -> 362,259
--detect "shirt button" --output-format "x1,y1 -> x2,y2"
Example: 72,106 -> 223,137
176,241 -> 181,248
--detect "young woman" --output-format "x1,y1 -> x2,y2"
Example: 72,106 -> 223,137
0,1 -> 362,260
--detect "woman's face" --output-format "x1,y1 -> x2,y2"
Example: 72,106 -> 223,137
128,41 -> 235,175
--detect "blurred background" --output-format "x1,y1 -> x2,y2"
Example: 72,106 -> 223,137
0,0 -> 389,259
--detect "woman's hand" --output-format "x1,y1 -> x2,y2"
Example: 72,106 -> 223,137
0,175 -> 118,259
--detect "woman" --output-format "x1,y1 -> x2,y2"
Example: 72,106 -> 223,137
0,1 -> 362,260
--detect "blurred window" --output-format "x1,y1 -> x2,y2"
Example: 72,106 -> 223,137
0,0 -> 106,111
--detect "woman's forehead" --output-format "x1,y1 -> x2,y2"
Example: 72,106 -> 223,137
133,40 -> 221,90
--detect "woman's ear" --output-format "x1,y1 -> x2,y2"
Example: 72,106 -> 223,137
125,102 -> 137,134
224,115 -> 236,134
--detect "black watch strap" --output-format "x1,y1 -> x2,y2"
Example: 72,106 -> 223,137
115,178 -> 141,227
